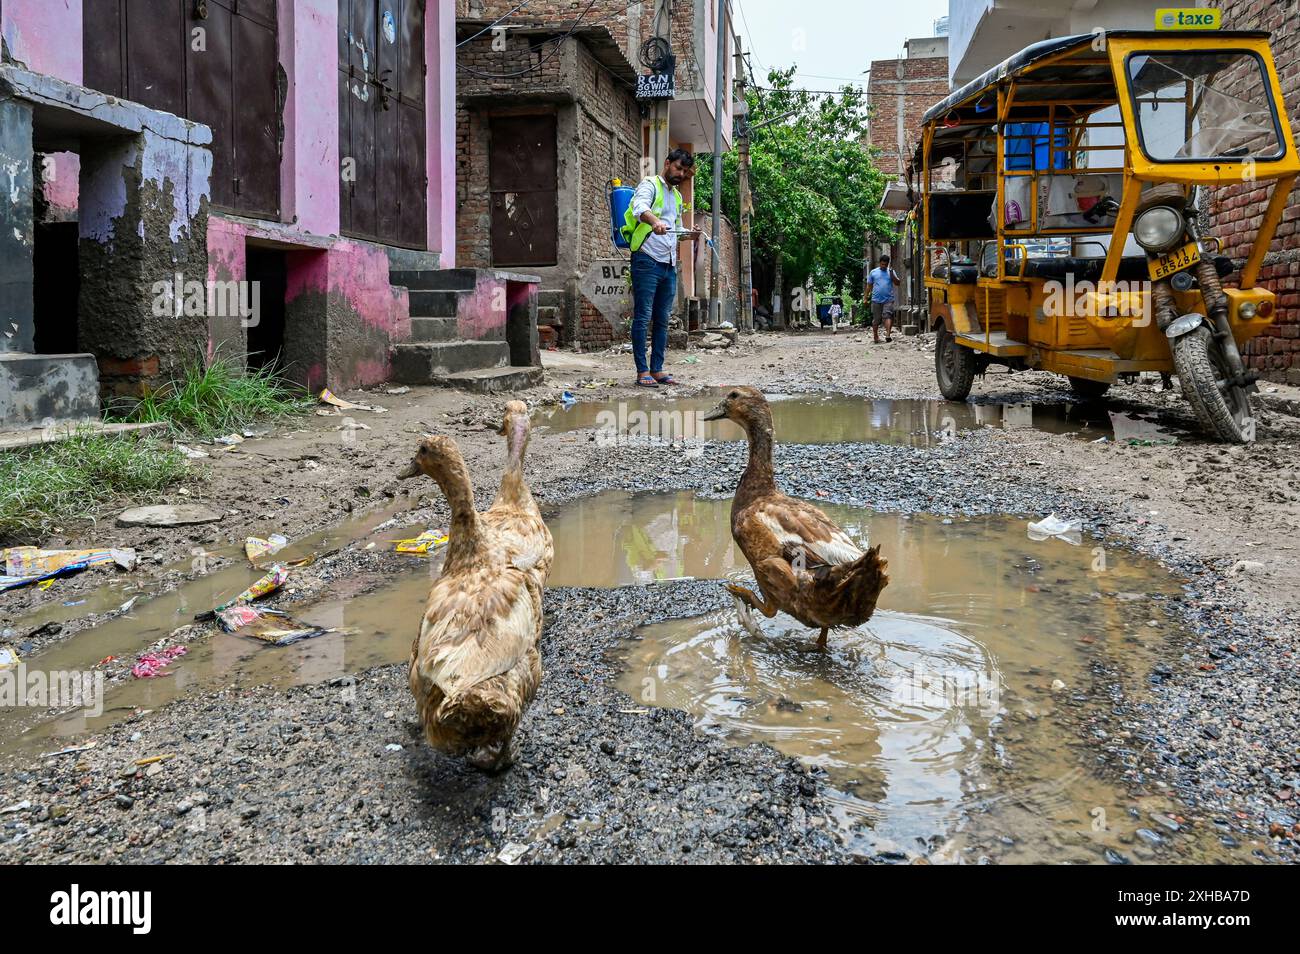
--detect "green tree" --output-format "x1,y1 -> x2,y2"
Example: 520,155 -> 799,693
694,66 -> 897,300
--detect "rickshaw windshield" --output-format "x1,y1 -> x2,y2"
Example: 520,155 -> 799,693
1126,50 -> 1284,162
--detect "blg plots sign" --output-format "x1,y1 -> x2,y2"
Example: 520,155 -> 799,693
582,259 -> 633,324
635,71 -> 675,100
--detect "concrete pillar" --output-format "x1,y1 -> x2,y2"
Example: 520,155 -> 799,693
0,95 -> 35,354
78,131 -> 211,398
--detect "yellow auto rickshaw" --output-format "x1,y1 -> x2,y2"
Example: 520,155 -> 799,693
916,28 -> 1297,441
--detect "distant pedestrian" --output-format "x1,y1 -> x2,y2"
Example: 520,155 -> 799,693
621,148 -> 701,387
865,254 -> 900,343
828,300 -> 842,335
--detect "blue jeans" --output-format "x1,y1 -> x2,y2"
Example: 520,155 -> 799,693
630,250 -> 676,375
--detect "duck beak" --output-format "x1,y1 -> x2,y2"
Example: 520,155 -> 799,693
702,401 -> 727,421
395,459 -> 420,480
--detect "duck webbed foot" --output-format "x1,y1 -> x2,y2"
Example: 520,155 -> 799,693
724,582 -> 779,618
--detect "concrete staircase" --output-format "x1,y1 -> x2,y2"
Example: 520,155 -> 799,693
389,268 -> 543,393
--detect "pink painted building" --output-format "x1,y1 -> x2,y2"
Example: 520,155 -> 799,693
1,0 -> 458,393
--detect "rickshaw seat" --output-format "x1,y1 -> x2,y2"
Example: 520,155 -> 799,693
935,264 -> 980,284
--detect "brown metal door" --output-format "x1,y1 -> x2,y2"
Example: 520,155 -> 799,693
84,0 -> 280,219
339,0 -> 427,248
490,115 -> 558,267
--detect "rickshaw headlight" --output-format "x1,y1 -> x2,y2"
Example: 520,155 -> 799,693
1134,206 -> 1184,252
1238,301 -> 1258,320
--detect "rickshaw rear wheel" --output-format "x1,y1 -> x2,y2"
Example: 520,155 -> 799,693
1068,377 -> 1111,401
1172,327 -> 1253,443
936,326 -> 976,400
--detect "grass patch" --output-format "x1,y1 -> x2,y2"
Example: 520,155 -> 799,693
122,357 -> 311,438
0,431 -> 190,542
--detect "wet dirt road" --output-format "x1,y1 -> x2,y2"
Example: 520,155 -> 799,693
2,331 -> 1298,863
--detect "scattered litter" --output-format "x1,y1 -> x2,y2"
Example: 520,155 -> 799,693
1027,513 -> 1083,545
385,743 -> 403,752
497,842 -> 533,865
561,390 -> 576,407
679,356 -> 700,365
394,530 -> 449,555
315,408 -> 340,417
63,599 -> 85,607
133,754 -> 176,767
1,546 -> 137,591
39,741 -> 97,758
1050,679 -> 1067,692
336,419 -> 371,432
117,596 -> 139,614
0,800 -> 31,814
213,433 -> 245,446
221,607 -> 329,646
197,564 -> 291,625
131,646 -> 187,679
319,388 -> 385,413
1228,560 -> 1265,577
0,646 -> 19,671
230,564 -> 290,605
175,443 -> 209,459
384,386 -> 410,395
245,534 -> 288,563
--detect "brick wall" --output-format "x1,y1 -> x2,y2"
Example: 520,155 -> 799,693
1208,0 -> 1300,384
455,19 -> 641,346
867,55 -> 949,178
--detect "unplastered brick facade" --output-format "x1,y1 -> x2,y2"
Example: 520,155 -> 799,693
455,12 -> 640,346
867,54 -> 950,179
1207,0 -> 1300,383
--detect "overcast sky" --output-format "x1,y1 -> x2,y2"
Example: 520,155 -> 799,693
732,0 -> 951,91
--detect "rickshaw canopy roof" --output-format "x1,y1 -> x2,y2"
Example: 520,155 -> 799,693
921,30 -> 1271,130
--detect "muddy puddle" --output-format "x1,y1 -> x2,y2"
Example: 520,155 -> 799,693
603,494 -> 1241,863
1,490 -> 1238,862
534,390 -> 1177,446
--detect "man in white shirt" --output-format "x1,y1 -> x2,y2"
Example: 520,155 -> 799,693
626,148 -> 700,386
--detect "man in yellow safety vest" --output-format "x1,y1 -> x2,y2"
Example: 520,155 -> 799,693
621,148 -> 701,386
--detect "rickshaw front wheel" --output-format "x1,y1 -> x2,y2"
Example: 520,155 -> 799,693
1172,327 -> 1253,443
936,326 -> 976,401
1068,377 -> 1111,401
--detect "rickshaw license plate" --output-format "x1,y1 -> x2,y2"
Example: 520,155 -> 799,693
1149,242 -> 1201,280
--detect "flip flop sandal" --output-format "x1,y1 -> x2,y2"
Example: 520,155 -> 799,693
652,373 -> 678,385
637,374 -> 659,387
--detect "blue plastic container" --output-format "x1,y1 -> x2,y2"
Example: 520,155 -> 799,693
610,183 -> 635,249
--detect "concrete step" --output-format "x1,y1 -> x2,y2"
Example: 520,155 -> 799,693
390,340 -> 509,384
408,289 -> 463,318
0,352 -> 100,428
443,365 -> 544,394
409,316 -> 458,342
390,268 -> 477,291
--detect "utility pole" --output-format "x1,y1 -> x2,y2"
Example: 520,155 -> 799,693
707,0 -> 727,328
735,38 -> 753,332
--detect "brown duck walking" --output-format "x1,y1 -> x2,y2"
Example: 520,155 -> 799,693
395,409 -> 548,771
703,387 -> 890,650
